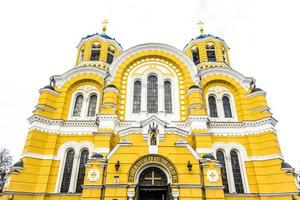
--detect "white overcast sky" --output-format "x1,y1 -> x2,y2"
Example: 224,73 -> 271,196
0,0 -> 300,168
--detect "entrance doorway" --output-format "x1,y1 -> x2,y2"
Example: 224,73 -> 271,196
137,167 -> 169,200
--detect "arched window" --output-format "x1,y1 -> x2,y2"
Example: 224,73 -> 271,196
147,76 -> 158,113
79,46 -> 85,63
206,42 -> 216,62
191,46 -> 200,65
106,46 -> 115,64
222,96 -> 232,118
164,81 -> 172,113
72,95 -> 83,116
208,96 -> 218,117
75,149 -> 89,193
87,94 -> 97,117
60,149 -> 75,193
216,150 -> 229,193
230,150 -> 244,193
90,42 -> 101,61
222,46 -> 228,63
133,81 -> 141,113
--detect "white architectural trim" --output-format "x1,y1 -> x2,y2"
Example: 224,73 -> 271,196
212,142 -> 250,193
247,154 -> 283,161
21,153 -> 57,160
68,85 -> 100,120
55,141 -> 94,193
108,43 -> 199,84
206,86 -> 238,122
106,140 -> 132,160
53,66 -> 106,89
175,138 -> 201,160
93,147 -> 110,154
39,88 -> 60,96
135,164 -> 171,184
125,63 -> 180,122
201,67 -> 253,90
28,115 -> 98,134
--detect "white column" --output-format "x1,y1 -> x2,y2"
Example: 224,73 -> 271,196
158,79 -> 165,114
69,153 -> 80,192
141,81 -> 147,117
225,155 -> 236,193
217,98 -> 223,118
127,189 -> 135,200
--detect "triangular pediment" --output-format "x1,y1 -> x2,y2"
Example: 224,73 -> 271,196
140,115 -> 168,128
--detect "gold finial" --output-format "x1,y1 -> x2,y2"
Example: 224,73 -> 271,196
197,20 -> 204,34
102,19 -> 109,33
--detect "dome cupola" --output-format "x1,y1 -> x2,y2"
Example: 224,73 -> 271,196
75,20 -> 122,69
184,21 -> 230,70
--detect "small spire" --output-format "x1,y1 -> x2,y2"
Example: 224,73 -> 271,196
197,20 -> 204,34
102,19 -> 109,33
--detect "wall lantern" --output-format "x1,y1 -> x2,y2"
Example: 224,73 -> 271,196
187,161 -> 192,172
115,160 -> 120,171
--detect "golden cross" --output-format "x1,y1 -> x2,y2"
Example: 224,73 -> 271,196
102,19 -> 109,33
197,20 -> 204,34
144,171 -> 162,185
210,172 -> 216,179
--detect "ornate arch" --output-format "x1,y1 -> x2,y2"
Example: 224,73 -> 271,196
128,154 -> 178,184
108,43 -> 199,85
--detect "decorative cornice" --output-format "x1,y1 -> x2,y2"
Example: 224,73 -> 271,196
28,115 -> 97,134
246,90 -> 267,98
201,67 -> 253,90
208,117 -> 278,136
197,61 -> 231,70
53,66 -> 107,89
39,88 -> 60,96
75,60 -> 110,70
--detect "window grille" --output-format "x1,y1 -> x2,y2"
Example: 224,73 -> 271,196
230,150 -> 244,193
147,76 -> 158,113
90,42 -> 101,61
60,149 -> 75,193
106,46 -> 115,64
191,46 -> 200,65
164,81 -> 172,113
87,94 -> 97,116
206,43 -> 217,62
75,149 -> 89,193
222,96 -> 232,118
216,150 -> 229,193
133,81 -> 141,113
208,96 -> 218,117
72,95 -> 83,116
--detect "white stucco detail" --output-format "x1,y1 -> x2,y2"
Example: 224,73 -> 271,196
87,169 -> 100,182
125,61 -> 180,122
68,85 -> 100,120
201,67 -> 253,90
207,169 -> 219,183
108,43 -> 199,84
55,141 -> 94,193
211,142 -> 250,193
53,66 -> 106,89
206,86 -> 238,122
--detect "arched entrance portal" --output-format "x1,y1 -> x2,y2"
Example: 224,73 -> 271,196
137,167 -> 170,200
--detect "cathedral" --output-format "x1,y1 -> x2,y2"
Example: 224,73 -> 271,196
1,21 -> 299,200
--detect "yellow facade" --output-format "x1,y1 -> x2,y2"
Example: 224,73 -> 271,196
1,28 -> 299,200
